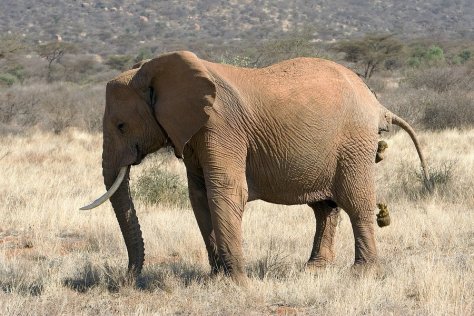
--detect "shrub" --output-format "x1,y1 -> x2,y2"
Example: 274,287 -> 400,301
421,90 -> 474,129
407,56 -> 422,68
219,54 -> 255,68
416,161 -> 455,195
60,54 -> 107,84
0,83 -> 104,134
6,65 -> 26,83
380,87 -> 427,129
248,240 -> 292,280
366,76 -> 387,94
458,50 -> 472,64
382,64 -> 474,130
408,45 -> 446,67
404,66 -> 473,92
0,73 -> 17,86
132,159 -> 189,208
0,87 -> 38,125
382,86 -> 474,131
134,48 -> 154,64
255,30 -> 323,67
425,45 -> 445,65
106,55 -> 133,71
389,159 -> 457,201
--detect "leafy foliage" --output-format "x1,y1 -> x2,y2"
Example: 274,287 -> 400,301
255,30 -> 323,67
134,48 -> 153,64
408,45 -> 446,67
105,55 -> 133,71
457,50 -> 472,64
0,73 -> 17,86
132,159 -> 189,208
333,34 -> 403,79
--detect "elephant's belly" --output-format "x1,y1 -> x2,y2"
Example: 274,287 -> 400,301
245,160 -> 335,205
248,186 -> 333,205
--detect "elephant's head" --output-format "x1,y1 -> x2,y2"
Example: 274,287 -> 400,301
81,51 -> 216,275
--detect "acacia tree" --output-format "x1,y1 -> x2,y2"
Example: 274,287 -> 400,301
37,42 -> 75,82
256,29 -> 321,67
334,34 -> 403,79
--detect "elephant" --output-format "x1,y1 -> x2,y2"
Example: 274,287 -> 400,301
81,51 -> 431,284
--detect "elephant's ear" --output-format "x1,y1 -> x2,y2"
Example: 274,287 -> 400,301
131,51 -> 216,158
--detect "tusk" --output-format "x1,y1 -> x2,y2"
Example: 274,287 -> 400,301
80,166 -> 128,210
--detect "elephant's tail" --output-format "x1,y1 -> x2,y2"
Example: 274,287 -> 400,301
390,113 -> 433,193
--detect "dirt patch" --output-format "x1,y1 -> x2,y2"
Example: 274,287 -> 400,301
0,230 -> 40,261
57,231 -> 89,255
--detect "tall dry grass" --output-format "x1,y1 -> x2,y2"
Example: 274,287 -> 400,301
0,128 -> 473,315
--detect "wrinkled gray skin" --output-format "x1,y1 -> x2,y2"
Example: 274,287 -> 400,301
96,51 -> 430,284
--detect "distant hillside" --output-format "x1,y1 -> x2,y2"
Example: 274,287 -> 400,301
1,0 -> 473,54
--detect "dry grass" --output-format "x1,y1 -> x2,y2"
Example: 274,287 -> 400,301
0,128 -> 473,315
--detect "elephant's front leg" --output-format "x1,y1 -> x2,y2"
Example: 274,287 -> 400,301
187,172 -> 224,274
205,173 -> 248,285
307,201 -> 340,270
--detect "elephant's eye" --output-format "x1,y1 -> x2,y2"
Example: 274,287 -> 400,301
117,123 -> 126,134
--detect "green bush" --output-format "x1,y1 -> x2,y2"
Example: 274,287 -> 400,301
425,45 -> 445,64
134,48 -> 154,64
408,45 -> 445,67
105,55 -> 133,71
132,162 -> 189,208
407,56 -> 422,68
0,73 -> 17,86
7,65 -> 25,83
458,50 -> 471,64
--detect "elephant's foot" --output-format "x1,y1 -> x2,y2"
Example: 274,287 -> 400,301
208,254 -> 248,287
351,261 -> 382,278
209,254 -> 226,275
305,258 -> 333,273
230,271 -> 249,287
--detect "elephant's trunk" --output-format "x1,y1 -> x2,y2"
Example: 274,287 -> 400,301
103,165 -> 145,276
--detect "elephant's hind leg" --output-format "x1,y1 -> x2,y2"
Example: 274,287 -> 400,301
336,162 -> 378,266
306,200 -> 340,270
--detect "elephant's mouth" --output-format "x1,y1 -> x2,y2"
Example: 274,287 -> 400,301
132,144 -> 146,165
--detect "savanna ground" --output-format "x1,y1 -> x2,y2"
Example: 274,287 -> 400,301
0,126 -> 473,315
